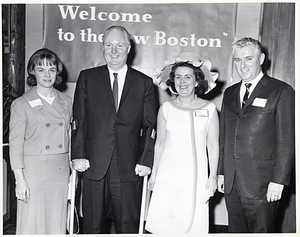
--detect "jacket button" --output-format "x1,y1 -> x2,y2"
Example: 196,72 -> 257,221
45,145 -> 50,150
114,124 -> 118,127
236,135 -> 239,139
46,123 -> 51,127
59,144 -> 63,148
59,122 -> 64,126
111,140 -> 114,143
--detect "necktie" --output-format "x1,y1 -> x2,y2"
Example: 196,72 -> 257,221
242,83 -> 252,108
113,73 -> 118,111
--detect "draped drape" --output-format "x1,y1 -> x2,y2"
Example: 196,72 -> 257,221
261,3 -> 295,233
260,3 -> 295,89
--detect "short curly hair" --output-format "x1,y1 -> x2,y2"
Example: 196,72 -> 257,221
166,62 -> 208,96
26,48 -> 63,87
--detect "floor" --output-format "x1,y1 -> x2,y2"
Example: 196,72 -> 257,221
3,215 -> 228,234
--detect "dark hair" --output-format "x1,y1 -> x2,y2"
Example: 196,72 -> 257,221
102,25 -> 132,45
166,62 -> 208,96
26,48 -> 63,87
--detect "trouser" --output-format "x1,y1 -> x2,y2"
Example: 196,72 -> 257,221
225,178 -> 279,233
82,152 -> 143,234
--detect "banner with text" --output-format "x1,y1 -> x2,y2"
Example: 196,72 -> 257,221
43,3 -> 237,103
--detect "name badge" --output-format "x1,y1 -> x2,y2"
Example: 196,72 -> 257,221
252,98 -> 267,107
28,99 -> 43,107
195,109 -> 209,117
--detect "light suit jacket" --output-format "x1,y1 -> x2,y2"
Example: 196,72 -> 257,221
218,75 -> 295,199
71,65 -> 157,182
9,87 -> 72,170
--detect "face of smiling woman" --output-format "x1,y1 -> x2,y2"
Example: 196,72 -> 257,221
174,66 -> 197,97
103,29 -> 131,71
32,60 -> 57,89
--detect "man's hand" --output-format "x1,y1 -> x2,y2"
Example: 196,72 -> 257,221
266,182 -> 284,202
135,164 -> 151,176
72,159 -> 90,172
217,175 -> 225,193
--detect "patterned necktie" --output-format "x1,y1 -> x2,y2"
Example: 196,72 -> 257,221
113,73 -> 118,111
242,83 -> 252,108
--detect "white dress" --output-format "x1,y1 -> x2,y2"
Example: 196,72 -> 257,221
145,100 -> 216,234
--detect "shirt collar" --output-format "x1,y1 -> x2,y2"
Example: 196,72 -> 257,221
108,64 -> 128,78
242,71 -> 264,89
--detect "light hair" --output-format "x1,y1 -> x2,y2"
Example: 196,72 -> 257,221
232,37 -> 262,54
102,25 -> 132,45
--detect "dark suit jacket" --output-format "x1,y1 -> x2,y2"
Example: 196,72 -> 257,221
218,74 -> 295,199
71,65 -> 157,182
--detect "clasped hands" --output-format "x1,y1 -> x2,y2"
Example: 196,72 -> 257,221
217,175 -> 284,202
72,159 -> 151,176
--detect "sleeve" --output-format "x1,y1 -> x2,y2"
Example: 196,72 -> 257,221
71,71 -> 88,160
272,84 -> 295,185
9,99 -> 27,170
138,77 -> 157,168
217,92 -> 226,175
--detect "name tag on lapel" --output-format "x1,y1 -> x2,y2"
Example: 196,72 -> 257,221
252,98 -> 267,108
195,109 -> 209,117
28,99 -> 43,107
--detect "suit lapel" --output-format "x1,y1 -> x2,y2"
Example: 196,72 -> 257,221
23,86 -> 66,118
101,66 -> 115,109
233,82 -> 242,110
243,75 -> 268,110
119,67 -> 133,109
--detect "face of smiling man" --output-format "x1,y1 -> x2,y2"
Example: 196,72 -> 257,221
103,28 -> 131,71
233,44 -> 265,83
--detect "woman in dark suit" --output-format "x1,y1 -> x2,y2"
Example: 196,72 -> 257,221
9,48 -> 72,234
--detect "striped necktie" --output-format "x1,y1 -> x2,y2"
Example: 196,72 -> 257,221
113,73 -> 118,111
242,83 -> 252,108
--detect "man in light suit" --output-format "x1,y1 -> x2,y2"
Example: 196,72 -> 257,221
217,37 -> 295,233
71,25 -> 157,234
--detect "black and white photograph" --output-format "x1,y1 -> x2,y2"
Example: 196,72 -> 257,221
2,1 -> 297,236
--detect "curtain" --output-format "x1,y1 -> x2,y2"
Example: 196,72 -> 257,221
260,3 -> 295,89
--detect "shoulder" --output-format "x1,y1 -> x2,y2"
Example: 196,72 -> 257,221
15,87 -> 37,105
79,65 -> 107,76
264,75 -> 294,90
11,95 -> 26,107
55,89 -> 72,104
225,81 -> 240,92
128,67 -> 152,82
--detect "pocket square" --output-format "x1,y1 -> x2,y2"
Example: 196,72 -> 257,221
252,98 -> 267,107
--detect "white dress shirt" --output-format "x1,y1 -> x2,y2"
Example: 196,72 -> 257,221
240,71 -> 264,108
108,65 -> 128,107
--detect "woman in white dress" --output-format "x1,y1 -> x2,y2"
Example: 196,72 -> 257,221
145,52 -> 219,234
9,48 -> 72,234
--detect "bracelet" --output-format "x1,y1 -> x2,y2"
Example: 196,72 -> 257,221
15,178 -> 25,185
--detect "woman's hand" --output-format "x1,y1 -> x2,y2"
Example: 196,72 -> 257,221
15,179 -> 30,204
204,175 -> 217,203
206,175 -> 217,193
148,173 -> 156,191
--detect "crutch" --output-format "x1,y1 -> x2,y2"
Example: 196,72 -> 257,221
69,168 -> 77,235
139,175 -> 149,234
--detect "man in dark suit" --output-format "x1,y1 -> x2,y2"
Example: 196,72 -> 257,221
217,37 -> 295,233
71,25 -> 157,234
